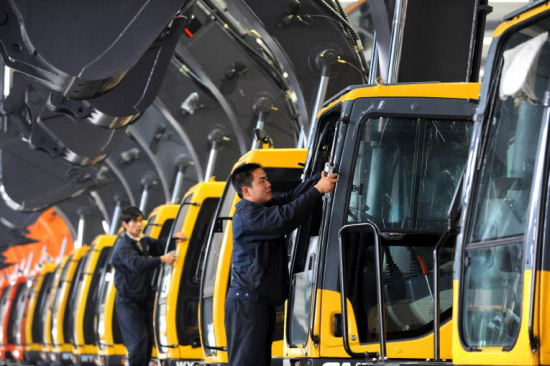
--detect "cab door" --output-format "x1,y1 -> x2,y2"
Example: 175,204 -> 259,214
454,12 -> 550,365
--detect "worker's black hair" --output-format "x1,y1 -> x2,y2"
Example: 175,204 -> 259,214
120,206 -> 144,224
231,163 -> 262,199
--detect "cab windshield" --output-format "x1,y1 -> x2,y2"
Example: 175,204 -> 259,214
348,116 -> 472,231
340,115 -> 472,343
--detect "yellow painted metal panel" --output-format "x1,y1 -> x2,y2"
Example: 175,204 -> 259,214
318,82 -> 481,117
51,246 -> 90,355
73,235 -> 116,358
44,256 -> 69,354
312,289 -> 453,360
97,268 -> 127,359
24,262 -> 57,353
492,2 -> 550,38
147,204 -> 180,239
203,148 -> 308,365
233,148 -> 308,171
538,270 -> 549,364
206,194 -> 238,365
157,182 -> 224,362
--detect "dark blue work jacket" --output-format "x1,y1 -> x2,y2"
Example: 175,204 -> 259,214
228,173 -> 321,306
111,232 -> 164,301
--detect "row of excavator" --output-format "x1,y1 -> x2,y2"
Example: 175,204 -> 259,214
0,0 -> 549,366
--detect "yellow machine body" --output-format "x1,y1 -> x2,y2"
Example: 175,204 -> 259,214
96,265 -> 127,366
199,148 -> 308,365
154,182 -> 224,364
452,2 -> 550,365
43,257 -> 69,359
73,235 -> 116,365
24,262 -> 57,362
50,246 -> 90,364
284,82 -> 480,364
143,204 -> 180,362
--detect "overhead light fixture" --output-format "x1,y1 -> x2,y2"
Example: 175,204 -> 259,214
489,0 -> 528,3
3,66 -> 11,98
180,92 -> 199,115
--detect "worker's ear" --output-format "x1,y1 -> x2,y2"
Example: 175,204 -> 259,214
241,185 -> 250,198
121,221 -> 129,231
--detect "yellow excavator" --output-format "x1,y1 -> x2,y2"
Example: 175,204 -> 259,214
452,2 -> 550,365
284,82 -> 479,364
43,257 -> 69,364
23,262 -> 57,363
153,180 -> 224,366
198,148 -> 308,365
50,247 -> 90,365
72,235 -> 116,366
96,205 -> 179,366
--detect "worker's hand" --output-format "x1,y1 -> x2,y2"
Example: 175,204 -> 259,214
314,171 -> 339,194
172,231 -> 188,241
161,252 -> 177,265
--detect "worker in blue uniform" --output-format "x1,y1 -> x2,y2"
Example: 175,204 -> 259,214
111,206 -> 185,366
225,163 -> 338,366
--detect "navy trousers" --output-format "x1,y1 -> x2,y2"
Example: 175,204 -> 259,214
225,297 -> 276,366
115,295 -> 154,366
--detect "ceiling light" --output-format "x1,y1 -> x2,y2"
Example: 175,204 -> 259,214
489,0 -> 528,3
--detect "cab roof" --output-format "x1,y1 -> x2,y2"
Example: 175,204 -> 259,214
319,82 -> 481,117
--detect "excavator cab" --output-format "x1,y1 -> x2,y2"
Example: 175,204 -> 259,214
10,268 -> 34,362
137,206 -> 179,363
43,260 -> 66,363
453,3 -> 550,365
153,182 -> 224,366
72,236 -> 116,366
96,206 -> 178,366
198,148 -> 307,365
285,82 -> 480,363
0,268 -> 30,362
50,247 -> 91,365
96,261 -> 126,366
23,262 -> 57,363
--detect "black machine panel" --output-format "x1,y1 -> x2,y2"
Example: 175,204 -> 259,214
398,0 -> 487,82
0,0 -> 193,98
232,0 -> 367,126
